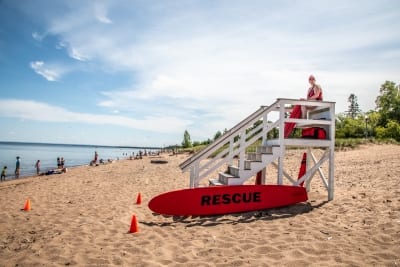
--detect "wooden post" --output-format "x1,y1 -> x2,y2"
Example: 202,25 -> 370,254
277,101 -> 286,185
305,147 -> 312,192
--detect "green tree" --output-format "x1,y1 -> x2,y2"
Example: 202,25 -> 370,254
375,120 -> 400,141
375,81 -> 400,125
192,141 -> 201,147
347,94 -> 361,119
214,130 -> 222,141
364,110 -> 379,137
335,113 -> 366,138
182,130 -> 192,148
201,138 -> 212,145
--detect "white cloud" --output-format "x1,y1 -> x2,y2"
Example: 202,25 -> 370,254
68,47 -> 89,61
95,3 -> 112,24
30,61 -> 63,81
32,31 -> 45,41
16,1 -> 400,141
0,99 -> 190,134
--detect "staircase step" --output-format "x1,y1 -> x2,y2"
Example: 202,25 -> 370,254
246,153 -> 262,161
208,178 -> 225,186
228,166 -> 240,177
244,160 -> 252,170
256,146 -> 272,154
212,145 -> 281,186
219,172 -> 238,184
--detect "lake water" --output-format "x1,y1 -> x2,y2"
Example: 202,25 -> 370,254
0,142 -> 158,180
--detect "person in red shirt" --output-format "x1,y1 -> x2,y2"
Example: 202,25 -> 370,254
307,75 -> 323,100
302,75 -> 323,118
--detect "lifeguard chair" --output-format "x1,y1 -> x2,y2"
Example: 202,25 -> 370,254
180,98 -> 335,201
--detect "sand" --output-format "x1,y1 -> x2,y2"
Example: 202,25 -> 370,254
0,144 -> 399,266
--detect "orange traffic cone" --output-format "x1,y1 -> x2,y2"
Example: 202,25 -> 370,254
23,199 -> 31,211
129,215 -> 139,233
136,193 -> 142,205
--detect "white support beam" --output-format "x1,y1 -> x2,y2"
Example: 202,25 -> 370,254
309,150 -> 329,190
305,148 -> 312,192
328,147 -> 334,200
295,150 -> 329,186
272,162 -> 297,184
277,102 -> 286,185
181,98 -> 335,201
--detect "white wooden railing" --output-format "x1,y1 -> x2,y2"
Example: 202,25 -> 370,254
179,98 -> 336,200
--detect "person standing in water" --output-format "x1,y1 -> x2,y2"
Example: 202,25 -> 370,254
35,160 -> 41,175
1,166 -> 7,181
15,156 -> 21,178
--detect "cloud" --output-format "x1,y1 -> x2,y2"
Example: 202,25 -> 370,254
94,3 -> 112,24
17,1 -> 400,141
32,31 -> 46,41
68,47 -> 89,61
30,61 -> 63,81
0,99 -> 190,134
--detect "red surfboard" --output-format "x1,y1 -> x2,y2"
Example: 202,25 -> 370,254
148,185 -> 308,216
284,105 -> 302,138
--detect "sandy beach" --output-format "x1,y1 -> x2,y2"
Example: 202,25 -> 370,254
0,144 -> 399,266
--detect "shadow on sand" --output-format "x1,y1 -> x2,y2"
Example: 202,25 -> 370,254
142,200 -> 329,228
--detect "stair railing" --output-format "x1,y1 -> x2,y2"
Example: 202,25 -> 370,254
180,99 -> 282,187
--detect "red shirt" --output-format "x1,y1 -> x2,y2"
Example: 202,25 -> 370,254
307,85 -> 323,100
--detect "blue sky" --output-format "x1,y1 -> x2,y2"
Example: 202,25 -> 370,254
0,0 -> 399,147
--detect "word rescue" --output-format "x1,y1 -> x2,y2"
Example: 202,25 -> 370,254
200,192 -> 262,206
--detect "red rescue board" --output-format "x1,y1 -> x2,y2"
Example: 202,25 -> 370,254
148,185 -> 308,216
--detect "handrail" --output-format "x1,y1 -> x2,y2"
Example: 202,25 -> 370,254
180,98 -> 335,185
179,99 -> 280,171
178,98 -> 335,201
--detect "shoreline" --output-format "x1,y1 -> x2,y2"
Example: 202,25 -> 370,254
0,142 -> 164,181
0,155 -> 150,182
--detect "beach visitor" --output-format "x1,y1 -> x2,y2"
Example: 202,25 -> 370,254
90,151 -> 99,166
57,157 -> 61,168
15,156 -> 20,178
61,157 -> 65,168
35,160 -> 41,175
44,167 -> 67,176
301,74 -> 323,118
1,166 -> 6,181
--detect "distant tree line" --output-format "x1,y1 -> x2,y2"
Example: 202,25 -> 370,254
336,81 -> 400,141
180,80 -> 400,149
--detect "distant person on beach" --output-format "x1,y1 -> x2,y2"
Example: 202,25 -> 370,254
1,166 -> 6,181
61,157 -> 65,168
43,167 -> 67,176
35,160 -> 41,175
301,74 -> 323,118
15,156 -> 20,178
91,151 -> 99,166
57,157 -> 61,168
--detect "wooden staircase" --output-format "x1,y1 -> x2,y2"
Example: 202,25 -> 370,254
179,98 -> 336,201
209,145 -> 281,186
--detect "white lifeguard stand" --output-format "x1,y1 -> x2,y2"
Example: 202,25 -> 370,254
180,98 -> 335,201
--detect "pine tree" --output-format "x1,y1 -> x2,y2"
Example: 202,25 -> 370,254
347,94 -> 361,119
182,130 -> 192,148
